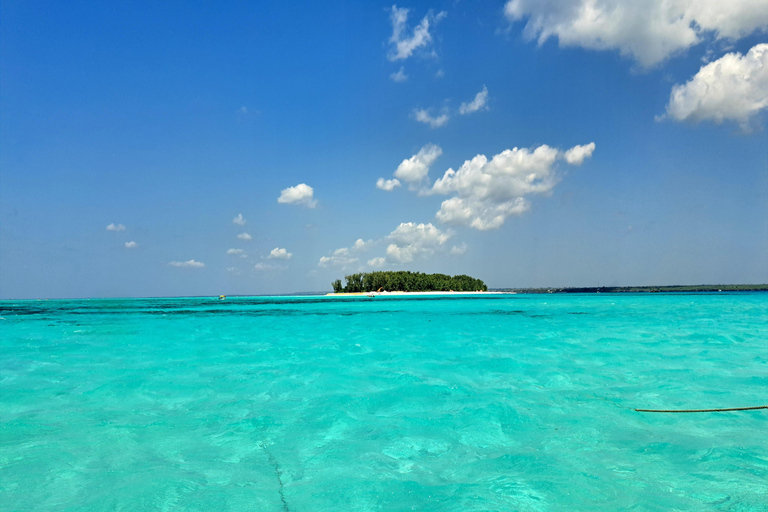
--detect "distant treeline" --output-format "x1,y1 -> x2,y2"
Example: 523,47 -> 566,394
333,271 -> 487,293
493,284 -> 768,294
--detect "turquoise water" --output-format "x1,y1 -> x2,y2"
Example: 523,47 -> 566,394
1,293 -> 767,511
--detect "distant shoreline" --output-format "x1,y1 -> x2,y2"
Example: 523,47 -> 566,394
492,284 -> 768,294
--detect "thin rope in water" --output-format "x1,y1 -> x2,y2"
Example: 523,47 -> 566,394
260,442 -> 291,512
635,405 -> 768,413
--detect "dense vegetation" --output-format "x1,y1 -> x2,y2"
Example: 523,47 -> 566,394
332,271 -> 487,293
494,284 -> 768,293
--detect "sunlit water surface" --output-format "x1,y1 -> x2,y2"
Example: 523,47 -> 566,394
1,293 -> 766,511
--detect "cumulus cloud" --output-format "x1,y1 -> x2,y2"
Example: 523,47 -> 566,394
564,142 -> 597,165
318,238 -> 372,268
459,86 -> 489,114
237,232 -> 252,240
320,225 -> 455,268
124,241 -> 137,249
347,239 -> 368,252
450,243 -> 468,255
413,108 -> 449,128
684,0 -> 768,40
384,222 -> 453,263
169,260 -> 205,268
390,67 -> 408,82
232,213 -> 246,225
267,247 -> 292,260
376,177 -> 402,191
430,143 -> 596,230
387,5 -> 447,61
661,43 -> 768,128
319,254 -> 359,268
227,248 -> 247,258
393,143 -> 443,187
367,257 -> 386,268
278,183 -> 317,208
106,223 -> 126,231
435,196 -> 530,231
504,0 -> 768,68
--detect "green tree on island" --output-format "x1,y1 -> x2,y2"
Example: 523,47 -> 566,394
332,271 -> 487,293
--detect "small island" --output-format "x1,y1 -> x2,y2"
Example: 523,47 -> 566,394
331,271 -> 488,294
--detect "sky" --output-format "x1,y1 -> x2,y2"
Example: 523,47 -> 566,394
1,1 -> 767,298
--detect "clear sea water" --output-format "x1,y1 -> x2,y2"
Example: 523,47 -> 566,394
1,293 -> 767,511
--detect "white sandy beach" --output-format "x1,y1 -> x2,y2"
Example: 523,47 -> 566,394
325,291 -> 512,297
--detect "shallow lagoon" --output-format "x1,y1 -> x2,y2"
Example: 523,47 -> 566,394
1,293 -> 766,511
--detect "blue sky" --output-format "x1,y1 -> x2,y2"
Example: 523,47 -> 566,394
2,1 -> 767,298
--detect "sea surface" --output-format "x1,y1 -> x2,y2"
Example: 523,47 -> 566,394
1,293 -> 766,511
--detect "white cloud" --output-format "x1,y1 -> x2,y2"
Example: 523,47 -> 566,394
435,69 -> 445,78
564,142 -> 597,165
169,260 -> 205,268
390,67 -> 408,82
459,86 -> 489,114
687,1 -> 768,40
106,223 -> 126,231
124,241 -> 137,249
227,267 -> 242,275
227,248 -> 247,258
384,222 -> 453,263
387,221 -> 451,247
318,238 -> 373,268
450,243 -> 468,255
388,5 -> 447,61
376,177 -> 402,191
267,247 -> 292,260
504,0 -> 768,68
661,43 -> 768,128
278,183 -> 317,208
319,254 -> 359,268
232,213 -> 246,225
431,143 -> 596,230
367,257 -> 386,268
320,224 -> 452,269
352,238 -> 371,251
237,232 -> 252,240
435,196 -> 531,231
413,108 -> 449,128
393,143 -> 443,186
